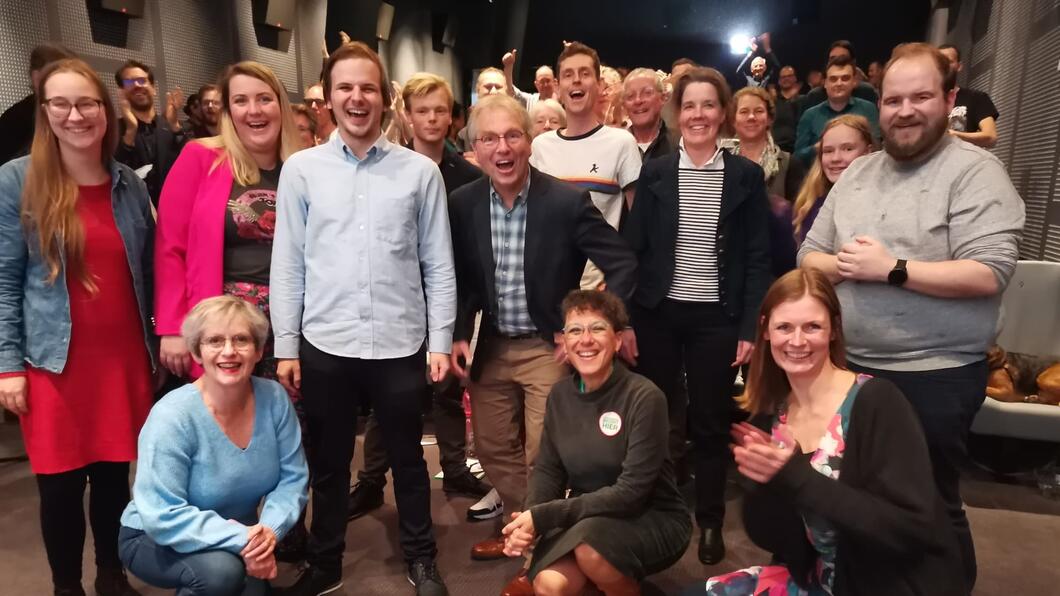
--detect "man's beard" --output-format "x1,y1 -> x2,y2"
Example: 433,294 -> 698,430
128,92 -> 153,111
203,113 -> 220,126
883,114 -> 948,161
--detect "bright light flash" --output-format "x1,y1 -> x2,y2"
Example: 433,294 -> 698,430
730,33 -> 751,54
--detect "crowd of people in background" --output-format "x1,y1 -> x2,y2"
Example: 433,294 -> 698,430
0,24 -> 1021,596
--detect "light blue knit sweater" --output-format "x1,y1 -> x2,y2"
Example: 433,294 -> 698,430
120,377 -> 308,554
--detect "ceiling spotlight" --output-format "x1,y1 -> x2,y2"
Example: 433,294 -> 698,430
730,33 -> 751,55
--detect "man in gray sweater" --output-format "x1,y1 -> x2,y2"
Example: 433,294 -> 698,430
798,43 -> 1024,593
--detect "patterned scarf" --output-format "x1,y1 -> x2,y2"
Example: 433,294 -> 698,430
721,134 -> 781,182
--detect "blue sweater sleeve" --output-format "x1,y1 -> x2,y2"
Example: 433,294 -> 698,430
258,383 -> 309,538
131,402 -> 250,554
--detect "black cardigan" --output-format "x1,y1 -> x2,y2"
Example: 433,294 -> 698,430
744,378 -> 965,596
622,150 -> 772,339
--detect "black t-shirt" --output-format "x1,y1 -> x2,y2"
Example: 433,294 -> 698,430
223,165 -> 281,285
949,87 -> 999,133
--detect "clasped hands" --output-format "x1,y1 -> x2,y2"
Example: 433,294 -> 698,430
731,421 -> 796,484
835,235 -> 896,283
501,510 -> 536,557
240,523 -> 278,580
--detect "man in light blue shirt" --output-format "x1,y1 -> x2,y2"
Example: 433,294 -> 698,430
270,41 -> 454,596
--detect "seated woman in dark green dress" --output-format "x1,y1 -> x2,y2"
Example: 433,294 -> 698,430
502,290 -> 692,595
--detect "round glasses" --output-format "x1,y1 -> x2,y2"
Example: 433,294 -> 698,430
43,98 -> 103,119
474,131 -> 527,149
200,334 -> 256,352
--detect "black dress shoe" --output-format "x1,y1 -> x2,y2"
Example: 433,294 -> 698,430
698,526 -> 726,565
347,480 -> 384,520
442,470 -> 491,498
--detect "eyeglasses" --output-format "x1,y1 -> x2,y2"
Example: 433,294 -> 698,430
475,131 -> 526,149
201,100 -> 222,108
43,98 -> 103,119
305,98 -> 326,108
200,334 -> 256,352
120,77 -> 150,88
563,321 -> 612,339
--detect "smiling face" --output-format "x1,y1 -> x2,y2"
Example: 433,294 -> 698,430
778,66 -> 798,91
880,55 -> 953,161
119,66 -> 155,111
406,88 -> 452,145
201,88 -> 222,126
43,71 -> 108,155
623,75 -> 664,130
678,81 -> 725,150
563,308 -> 621,385
750,57 -> 767,79
228,74 -> 282,158
194,317 -> 263,388
534,66 -> 555,98
329,57 -> 385,147
558,52 -> 599,118
472,105 -> 531,197
766,294 -> 835,380
733,93 -> 771,143
820,123 -> 871,183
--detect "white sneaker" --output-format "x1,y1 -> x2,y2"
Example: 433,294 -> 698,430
466,487 -> 503,521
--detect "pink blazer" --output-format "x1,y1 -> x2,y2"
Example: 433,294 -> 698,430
154,142 -> 233,336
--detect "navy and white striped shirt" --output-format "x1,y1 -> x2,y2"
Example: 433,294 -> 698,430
668,143 -> 725,302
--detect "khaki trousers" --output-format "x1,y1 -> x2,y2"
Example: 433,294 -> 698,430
469,337 -> 568,514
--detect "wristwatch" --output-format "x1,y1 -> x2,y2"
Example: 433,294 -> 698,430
887,259 -> 908,286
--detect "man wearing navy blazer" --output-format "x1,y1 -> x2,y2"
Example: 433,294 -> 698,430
447,94 -> 636,587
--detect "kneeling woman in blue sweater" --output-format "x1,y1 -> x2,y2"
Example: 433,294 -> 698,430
119,296 -> 308,595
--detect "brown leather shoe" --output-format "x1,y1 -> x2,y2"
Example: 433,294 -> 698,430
470,536 -> 507,561
500,569 -> 533,596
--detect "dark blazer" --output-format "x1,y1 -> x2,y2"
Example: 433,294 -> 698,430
449,167 -> 637,380
622,150 -> 772,340
744,378 -> 965,596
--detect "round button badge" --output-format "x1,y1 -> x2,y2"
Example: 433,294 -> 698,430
598,411 -> 622,437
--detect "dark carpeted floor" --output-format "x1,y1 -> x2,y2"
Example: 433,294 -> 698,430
1,422 -> 1058,595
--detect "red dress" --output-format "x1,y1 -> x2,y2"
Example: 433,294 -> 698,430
19,182 -> 153,474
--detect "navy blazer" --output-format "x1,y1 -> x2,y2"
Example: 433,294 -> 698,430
448,167 -> 637,380
622,149 -> 772,340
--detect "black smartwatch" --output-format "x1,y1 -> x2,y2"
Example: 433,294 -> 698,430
887,259 -> 908,286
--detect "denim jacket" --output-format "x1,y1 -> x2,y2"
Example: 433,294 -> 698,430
0,156 -> 157,374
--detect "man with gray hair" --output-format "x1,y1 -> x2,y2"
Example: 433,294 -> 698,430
447,95 -> 635,585
799,43 -> 1024,592
735,32 -> 781,88
622,68 -> 677,162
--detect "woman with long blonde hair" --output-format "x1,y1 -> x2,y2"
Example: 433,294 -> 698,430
791,115 -> 873,242
0,58 -> 155,596
155,60 -> 300,380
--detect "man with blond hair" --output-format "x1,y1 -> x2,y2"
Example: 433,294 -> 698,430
347,72 -> 488,521
447,94 -> 635,590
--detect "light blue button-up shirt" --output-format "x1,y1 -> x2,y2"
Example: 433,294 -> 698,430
270,133 -> 456,360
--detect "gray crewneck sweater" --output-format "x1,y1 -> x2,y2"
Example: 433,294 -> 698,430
798,136 -> 1024,371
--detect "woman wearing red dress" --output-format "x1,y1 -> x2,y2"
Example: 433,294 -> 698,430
0,59 -> 155,596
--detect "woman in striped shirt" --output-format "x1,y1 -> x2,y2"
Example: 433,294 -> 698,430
622,67 -> 773,568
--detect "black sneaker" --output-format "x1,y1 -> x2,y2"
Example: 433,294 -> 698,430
347,480 -> 385,520
407,560 -> 448,596
94,567 -> 141,596
442,470 -> 491,498
275,565 -> 343,596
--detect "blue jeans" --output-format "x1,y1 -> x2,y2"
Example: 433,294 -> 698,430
118,526 -> 268,596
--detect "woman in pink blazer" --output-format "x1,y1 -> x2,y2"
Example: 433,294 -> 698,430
155,60 -> 300,380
